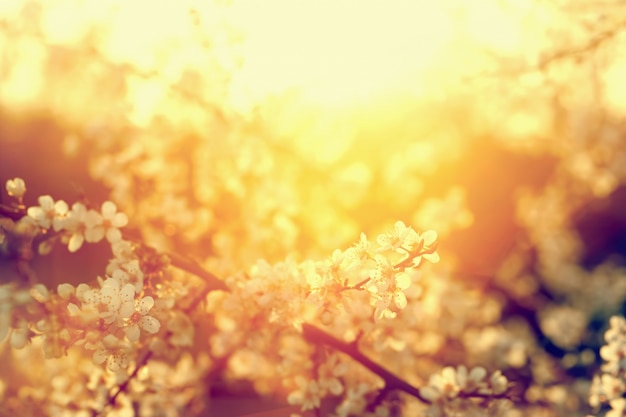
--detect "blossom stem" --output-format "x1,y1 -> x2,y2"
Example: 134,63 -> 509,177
341,277 -> 371,292
393,243 -> 438,269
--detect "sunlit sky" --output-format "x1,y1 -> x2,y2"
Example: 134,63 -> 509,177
3,0 -> 625,130
0,0 -> 544,115
230,0 -> 454,107
228,0 -> 525,107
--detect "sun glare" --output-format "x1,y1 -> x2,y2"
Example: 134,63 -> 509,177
229,0 -> 455,108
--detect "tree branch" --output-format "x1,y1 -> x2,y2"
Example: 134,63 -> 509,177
302,323 -> 514,407
301,323 -> 427,402
166,250 -> 229,297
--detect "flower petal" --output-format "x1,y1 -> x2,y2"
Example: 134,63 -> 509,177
85,226 -> 105,243
58,283 -> 75,299
68,233 -> 84,253
27,206 -> 43,220
84,210 -> 103,228
39,195 -> 54,209
112,212 -> 128,228
125,324 -> 140,342
101,278 -> 119,291
119,301 -> 135,318
469,366 -> 486,382
394,291 -> 407,309
395,273 -> 411,290
106,227 -> 122,243
423,252 -> 440,264
92,349 -> 108,365
420,230 -> 438,246
55,200 -> 69,215
102,201 -> 117,218
139,296 -> 154,314
120,284 -> 135,302
140,316 -> 161,334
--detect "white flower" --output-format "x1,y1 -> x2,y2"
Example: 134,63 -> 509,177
92,334 -> 132,372
344,233 -> 371,269
29,284 -> 50,302
124,296 -> 161,342
368,255 -> 412,320
9,324 -> 30,349
488,370 -> 508,395
119,260 -> 145,293
430,366 -> 462,399
420,365 -> 498,403
84,201 -> 128,243
5,177 -> 26,199
27,195 -> 68,230
62,203 -> 90,252
77,283 -> 100,305
376,221 -> 419,253
99,278 -> 136,323
111,239 -> 134,260
411,230 -> 440,266
466,367 -> 488,392
419,385 -> 441,403
57,283 -> 75,299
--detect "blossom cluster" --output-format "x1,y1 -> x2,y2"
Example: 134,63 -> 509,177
0,178 -> 196,376
26,194 -> 128,253
590,316 -> 626,417
306,221 -> 439,323
199,220 -> 444,416
419,365 -> 509,402
416,366 -> 510,417
1,176 -> 515,417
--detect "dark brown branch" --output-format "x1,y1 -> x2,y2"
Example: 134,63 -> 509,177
302,323 -> 513,406
0,203 -> 25,221
166,250 -> 229,294
123,230 -> 228,294
95,239 -> 228,413
3,189 -> 516,412
301,323 -> 427,402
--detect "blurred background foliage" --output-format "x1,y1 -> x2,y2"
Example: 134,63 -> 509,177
2,0 -> 626,415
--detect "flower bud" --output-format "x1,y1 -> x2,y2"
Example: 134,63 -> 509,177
5,177 -> 26,199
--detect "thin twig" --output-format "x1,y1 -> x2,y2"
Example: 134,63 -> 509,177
0,203 -> 25,221
464,18 -> 626,82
